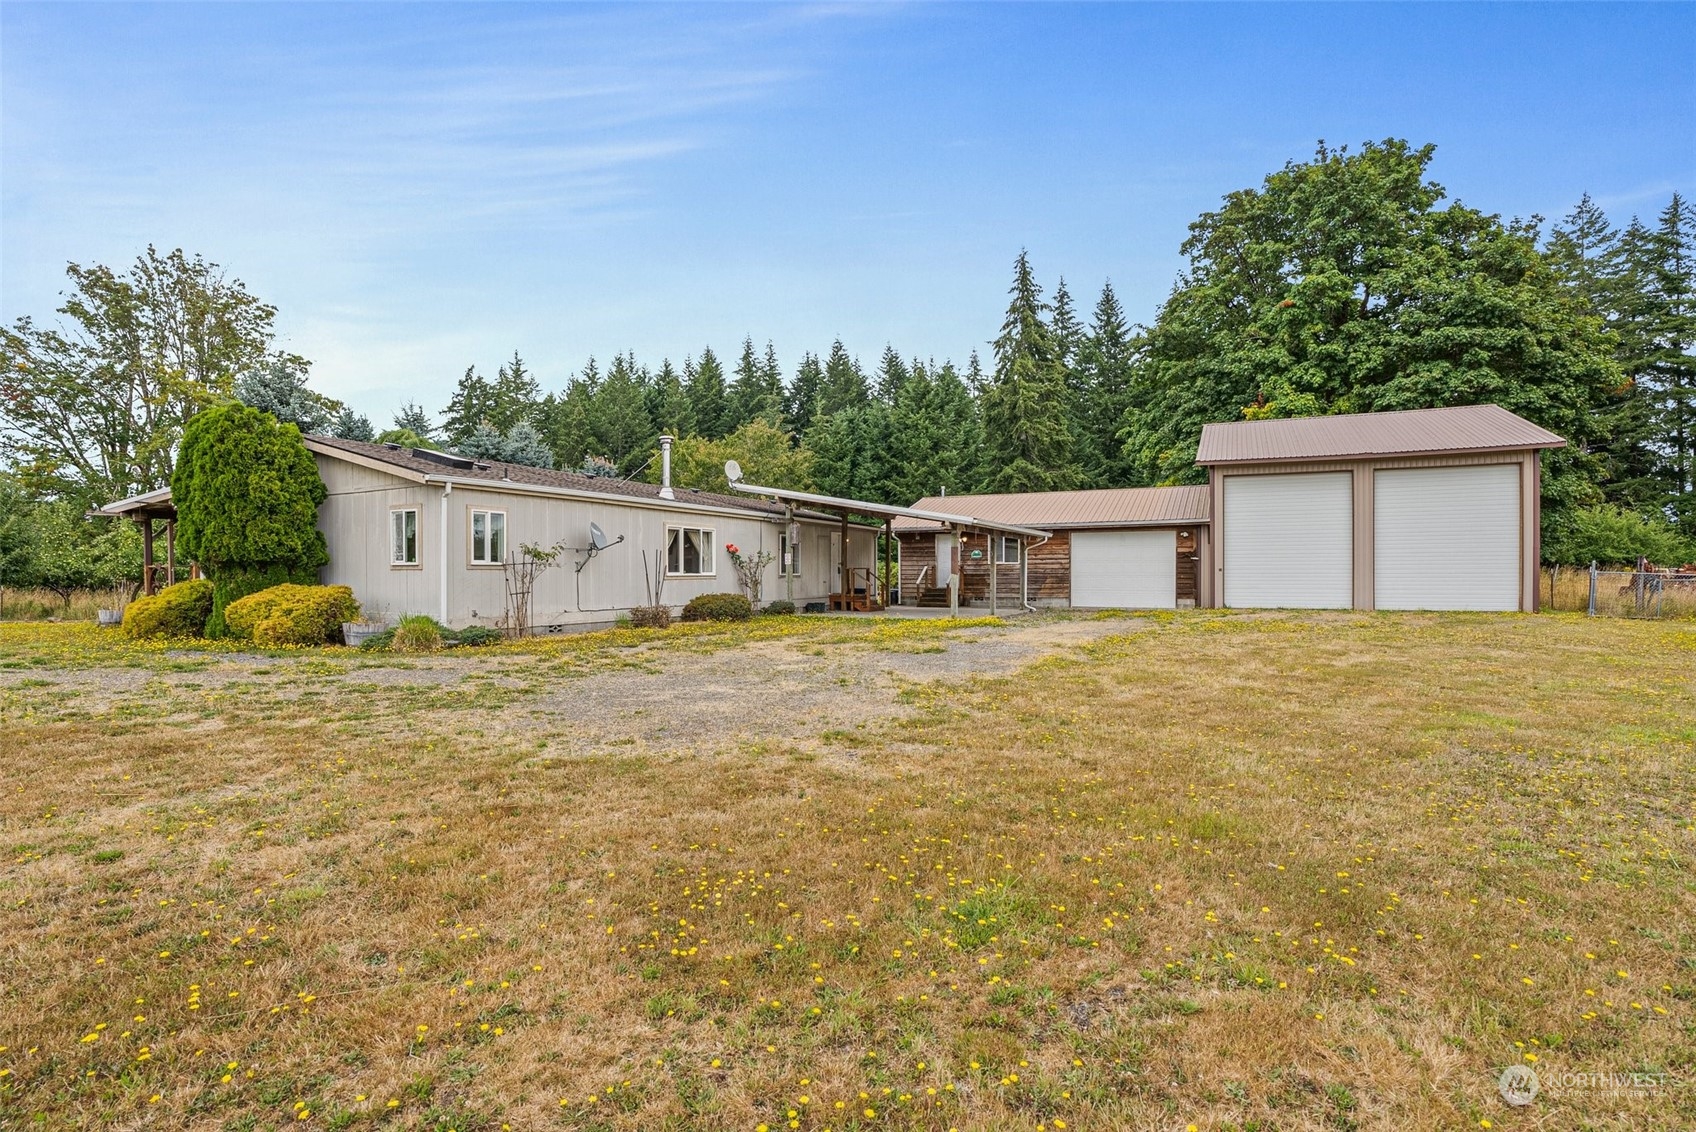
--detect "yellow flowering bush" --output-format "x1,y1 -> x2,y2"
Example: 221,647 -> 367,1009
119,580 -> 213,639
225,584 -> 359,646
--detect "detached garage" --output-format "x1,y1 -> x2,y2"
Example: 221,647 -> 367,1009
1198,404 -> 1565,612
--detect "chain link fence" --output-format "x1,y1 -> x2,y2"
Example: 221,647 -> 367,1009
1542,565 -> 1696,619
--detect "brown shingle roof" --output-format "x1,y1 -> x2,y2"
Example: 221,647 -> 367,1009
1195,404 -> 1567,465
304,435 -> 788,517
891,485 -> 1210,532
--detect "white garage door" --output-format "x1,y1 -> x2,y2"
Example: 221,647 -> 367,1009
1375,464 -> 1520,611
1223,472 -> 1353,608
1071,530 -> 1177,608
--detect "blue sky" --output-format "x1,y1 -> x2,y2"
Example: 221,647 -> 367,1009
3,3 -> 1692,427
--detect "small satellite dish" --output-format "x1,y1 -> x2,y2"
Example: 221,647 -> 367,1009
724,459 -> 743,483
589,522 -> 609,551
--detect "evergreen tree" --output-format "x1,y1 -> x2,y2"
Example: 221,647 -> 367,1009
392,402 -> 436,439
172,402 -> 328,635
816,339 -> 869,418
591,353 -> 655,473
331,406 -> 374,441
1050,277 -> 1085,368
785,352 -> 824,438
728,338 -> 784,430
874,345 -> 911,404
537,381 -> 594,473
1077,280 -> 1136,485
806,403 -> 893,502
646,359 -> 695,437
489,351 -> 540,432
887,359 -> 981,503
459,419 -> 555,468
687,349 -> 730,440
441,366 -> 496,447
234,357 -> 335,434
1630,194 -> 1696,530
980,251 -> 1080,492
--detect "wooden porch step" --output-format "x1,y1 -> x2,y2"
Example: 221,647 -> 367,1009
916,587 -> 952,608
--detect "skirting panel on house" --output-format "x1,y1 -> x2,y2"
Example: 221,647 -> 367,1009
1223,472 -> 1352,608
1070,529 -> 1177,608
1374,464 -> 1520,611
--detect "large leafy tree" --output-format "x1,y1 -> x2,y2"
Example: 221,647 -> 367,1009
659,419 -> 813,495
1120,141 -> 1620,528
980,251 -> 1080,492
1,246 -> 288,507
172,402 -> 329,635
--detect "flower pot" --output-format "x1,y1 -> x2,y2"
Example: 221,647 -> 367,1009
341,621 -> 387,648
97,609 -> 123,627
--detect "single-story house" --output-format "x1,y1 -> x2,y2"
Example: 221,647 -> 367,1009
890,404 -> 1564,614
892,485 -> 1212,610
1197,403 -> 1564,612
96,402 -> 1566,625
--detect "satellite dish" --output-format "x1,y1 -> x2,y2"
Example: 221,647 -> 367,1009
589,522 -> 609,551
724,459 -> 743,484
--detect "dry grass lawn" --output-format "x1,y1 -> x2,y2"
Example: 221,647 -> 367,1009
1,611 -> 1692,1132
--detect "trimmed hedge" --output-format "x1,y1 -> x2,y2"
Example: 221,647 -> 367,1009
122,580 -> 214,639
680,592 -> 753,622
225,584 -> 360,646
762,600 -> 797,616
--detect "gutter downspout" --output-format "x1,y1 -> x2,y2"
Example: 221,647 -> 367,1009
439,481 -> 452,624
1022,534 -> 1050,613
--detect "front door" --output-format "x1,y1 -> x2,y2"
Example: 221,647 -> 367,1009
935,533 -> 956,592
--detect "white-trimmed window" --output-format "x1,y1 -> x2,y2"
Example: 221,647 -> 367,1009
666,525 -> 715,576
471,509 -> 507,565
390,508 -> 419,566
780,532 -> 801,577
994,536 -> 1021,565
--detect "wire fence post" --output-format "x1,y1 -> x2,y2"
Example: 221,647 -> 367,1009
1588,560 -> 1598,617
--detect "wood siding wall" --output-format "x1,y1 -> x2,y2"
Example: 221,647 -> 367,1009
897,527 -> 1200,607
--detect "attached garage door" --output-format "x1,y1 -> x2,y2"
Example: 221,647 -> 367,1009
1071,530 -> 1177,608
1374,464 -> 1520,611
1223,472 -> 1353,608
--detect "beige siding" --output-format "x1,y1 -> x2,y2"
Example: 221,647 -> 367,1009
1207,450 -> 1541,612
314,454 -> 847,628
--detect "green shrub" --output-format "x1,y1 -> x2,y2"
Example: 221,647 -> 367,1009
452,625 -> 503,647
392,614 -> 444,652
1543,504 -> 1694,567
225,584 -> 360,645
762,599 -> 796,616
357,627 -> 397,651
680,593 -> 752,622
121,580 -> 214,639
173,403 -> 329,636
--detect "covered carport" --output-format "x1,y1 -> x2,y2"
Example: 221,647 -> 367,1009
727,478 -> 1050,616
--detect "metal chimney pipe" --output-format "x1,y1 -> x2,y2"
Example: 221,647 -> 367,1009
658,434 -> 675,500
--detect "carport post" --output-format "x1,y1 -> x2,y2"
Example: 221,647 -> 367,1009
1588,560 -> 1597,617
1020,538 -> 1028,608
989,531 -> 999,617
949,525 -> 960,618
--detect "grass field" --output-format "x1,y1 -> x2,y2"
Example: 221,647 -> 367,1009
1,611 -> 1692,1131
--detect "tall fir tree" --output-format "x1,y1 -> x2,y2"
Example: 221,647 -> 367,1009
1078,280 -> 1136,486
1632,194 -> 1696,529
392,403 -> 436,439
489,351 -> 540,432
687,348 -> 730,440
591,353 -> 655,473
979,251 -> 1080,492
440,366 -> 496,448
887,359 -> 981,503
785,352 -> 824,438
816,340 -> 870,418
874,345 -> 911,404
646,359 -> 695,438
728,337 -> 785,430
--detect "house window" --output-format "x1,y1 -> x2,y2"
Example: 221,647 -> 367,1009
390,508 -> 419,566
471,509 -> 507,565
995,536 -> 1021,565
666,526 -> 715,576
780,532 -> 801,576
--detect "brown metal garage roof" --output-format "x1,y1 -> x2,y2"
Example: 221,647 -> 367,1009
891,485 -> 1210,532
1195,404 -> 1567,465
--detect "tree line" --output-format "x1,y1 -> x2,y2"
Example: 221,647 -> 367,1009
2,138 -> 1692,601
